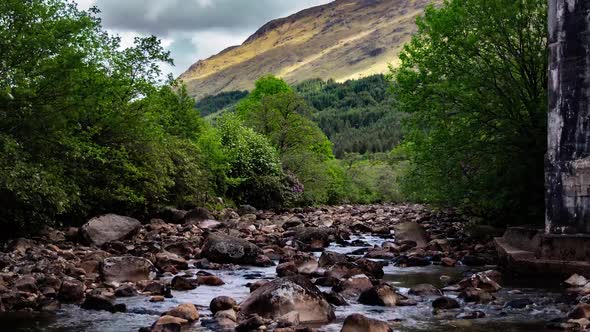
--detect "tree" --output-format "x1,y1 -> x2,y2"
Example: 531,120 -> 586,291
392,0 -> 547,224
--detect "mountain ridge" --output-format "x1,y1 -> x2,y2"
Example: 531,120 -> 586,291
179,0 -> 433,99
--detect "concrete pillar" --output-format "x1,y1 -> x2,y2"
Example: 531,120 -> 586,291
546,0 -> 590,234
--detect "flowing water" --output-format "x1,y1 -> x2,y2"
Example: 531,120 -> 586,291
1,234 -> 565,332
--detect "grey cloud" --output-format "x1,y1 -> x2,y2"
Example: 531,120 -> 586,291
96,0 -> 333,36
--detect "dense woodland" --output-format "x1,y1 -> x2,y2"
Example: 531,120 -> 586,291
0,0 -> 547,236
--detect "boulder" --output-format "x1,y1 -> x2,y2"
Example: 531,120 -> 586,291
566,274 -> 589,287
170,276 -> 197,291
201,233 -> 263,266
568,304 -> 590,319
166,303 -> 199,321
58,279 -> 85,303
432,296 -> 461,310
294,227 -> 334,250
81,294 -> 126,313
80,214 -> 141,246
155,252 -> 189,271
341,314 -> 392,332
334,275 -> 373,297
409,284 -> 443,297
101,256 -> 156,283
358,284 -> 400,307
236,314 -> 266,332
393,222 -> 428,248
197,275 -> 225,286
319,251 -> 348,268
239,275 -> 335,324
183,207 -> 213,223
210,296 -> 237,314
238,205 -> 257,216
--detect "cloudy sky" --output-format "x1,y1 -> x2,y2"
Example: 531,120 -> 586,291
75,0 -> 333,77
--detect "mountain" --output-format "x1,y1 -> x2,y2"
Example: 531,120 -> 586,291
179,0 -> 433,99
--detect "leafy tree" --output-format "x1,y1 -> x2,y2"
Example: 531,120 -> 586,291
392,0 -> 547,224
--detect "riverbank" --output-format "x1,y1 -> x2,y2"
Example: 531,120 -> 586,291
0,204 -> 586,331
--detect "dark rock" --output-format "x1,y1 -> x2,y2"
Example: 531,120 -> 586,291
341,313 -> 392,332
183,207 -> 213,223
115,284 -> 138,297
80,214 -> 141,246
236,314 -> 266,332
81,294 -> 126,313
461,255 -> 486,266
456,311 -> 485,319
201,233 -> 263,266
238,205 -> 257,216
170,276 -> 197,291
432,296 -> 460,310
358,284 -> 400,307
210,296 -> 237,314
197,275 -> 225,286
58,279 -> 85,303
323,291 -> 348,306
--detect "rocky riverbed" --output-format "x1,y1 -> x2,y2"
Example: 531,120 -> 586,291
0,204 -> 588,331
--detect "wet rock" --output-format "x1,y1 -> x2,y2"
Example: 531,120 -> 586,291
166,303 -> 199,321
458,287 -> 494,303
341,314 -> 392,332
456,311 -> 485,319
326,262 -> 365,279
210,296 -> 237,314
248,280 -> 268,292
197,275 -> 225,286
155,252 -> 189,271
432,296 -> 460,310
170,276 -> 197,291
441,257 -> 457,267
150,296 -> 165,302
58,279 -> 85,303
458,270 -> 502,292
114,284 -> 138,297
409,284 -> 443,297
396,255 -> 430,267
568,304 -> 590,319
355,258 -> 385,278
81,294 -> 126,313
101,256 -> 156,283
504,298 -> 533,309
200,233 -> 264,266
153,316 -> 187,331
80,214 -> 141,246
323,291 -> 348,306
393,222 -> 428,248
359,284 -> 400,307
334,275 -> 373,297
236,314 -> 266,332
277,262 -> 298,277
239,275 -> 335,324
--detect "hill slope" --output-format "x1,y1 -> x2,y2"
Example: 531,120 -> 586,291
179,0 -> 433,99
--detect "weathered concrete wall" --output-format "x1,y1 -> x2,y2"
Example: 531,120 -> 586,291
546,0 -> 590,234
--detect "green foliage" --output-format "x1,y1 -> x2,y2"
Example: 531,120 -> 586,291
216,114 -> 287,208
295,75 -> 406,158
392,0 -> 547,224
196,90 -> 248,117
0,0 -> 217,234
